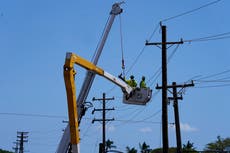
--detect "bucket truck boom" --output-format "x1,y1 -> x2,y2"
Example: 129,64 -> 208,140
56,3 -> 123,153
63,52 -> 152,153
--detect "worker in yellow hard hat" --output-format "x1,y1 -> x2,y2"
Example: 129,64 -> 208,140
140,76 -> 147,88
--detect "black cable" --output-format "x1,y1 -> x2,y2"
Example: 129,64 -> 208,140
126,23 -> 160,75
195,83 -> 230,88
141,109 -> 161,121
196,77 -> 230,83
0,112 -> 66,119
184,32 -> 230,43
148,44 -> 181,87
195,69 -> 230,81
147,22 -> 161,42
115,119 -> 160,124
161,0 -> 222,22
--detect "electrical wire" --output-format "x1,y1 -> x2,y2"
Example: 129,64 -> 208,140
114,119 -> 160,124
195,84 -> 230,88
188,69 -> 230,88
0,112 -> 66,119
148,44 -> 181,87
199,79 -> 230,83
161,0 -> 223,22
147,22 -> 161,43
184,31 -> 230,43
126,23 -> 160,75
141,109 -> 161,121
105,19 -> 160,95
195,69 -> 230,81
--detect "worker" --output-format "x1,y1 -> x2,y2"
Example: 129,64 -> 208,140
126,75 -> 137,87
139,76 -> 147,88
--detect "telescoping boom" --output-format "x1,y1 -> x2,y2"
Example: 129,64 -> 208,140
63,52 -> 152,153
56,3 -> 123,152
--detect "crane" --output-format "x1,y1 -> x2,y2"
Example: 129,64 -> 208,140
56,3 -> 123,153
63,52 -> 152,153
56,2 -> 152,153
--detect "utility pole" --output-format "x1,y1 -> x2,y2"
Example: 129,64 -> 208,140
16,131 -> 29,153
146,24 -> 183,153
157,81 -> 194,153
13,141 -> 19,153
92,93 -> 115,153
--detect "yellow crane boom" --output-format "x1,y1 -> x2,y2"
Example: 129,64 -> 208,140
63,52 -> 152,153
63,52 -> 133,153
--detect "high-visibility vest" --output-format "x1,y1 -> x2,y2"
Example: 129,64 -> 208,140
125,80 -> 132,86
140,80 -> 146,88
131,79 -> 137,87
126,79 -> 137,87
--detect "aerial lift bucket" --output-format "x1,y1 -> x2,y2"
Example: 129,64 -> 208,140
123,87 -> 152,105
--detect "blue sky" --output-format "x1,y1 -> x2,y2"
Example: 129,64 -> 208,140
0,0 -> 230,153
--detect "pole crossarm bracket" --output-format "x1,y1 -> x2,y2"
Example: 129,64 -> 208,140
145,39 -> 183,46
156,81 -> 194,90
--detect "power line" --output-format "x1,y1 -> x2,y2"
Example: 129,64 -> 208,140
195,83 -> 230,88
148,44 -> 181,87
115,119 -> 160,124
195,69 -> 230,81
195,77 -> 230,83
126,23 -> 160,75
184,31 -> 230,43
0,112 -> 66,119
161,0 -> 223,22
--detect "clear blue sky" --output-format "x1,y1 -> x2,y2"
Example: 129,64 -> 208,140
0,0 -> 230,152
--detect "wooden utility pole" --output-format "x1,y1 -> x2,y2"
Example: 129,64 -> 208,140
146,25 -> 183,153
17,131 -> 28,153
158,81 -> 194,153
92,93 -> 114,153
13,141 -> 19,153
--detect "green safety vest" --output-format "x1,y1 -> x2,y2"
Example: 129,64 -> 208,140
140,80 -> 146,88
126,79 -> 137,87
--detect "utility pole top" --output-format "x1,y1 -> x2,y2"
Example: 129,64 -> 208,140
92,93 -> 115,153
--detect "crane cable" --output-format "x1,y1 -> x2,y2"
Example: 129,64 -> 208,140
119,14 -> 126,78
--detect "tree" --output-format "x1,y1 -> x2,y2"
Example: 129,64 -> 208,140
182,140 -> 197,152
126,146 -> 137,153
0,149 -> 13,153
150,147 -> 177,153
204,136 -> 230,152
106,139 -> 116,152
139,142 -> 151,153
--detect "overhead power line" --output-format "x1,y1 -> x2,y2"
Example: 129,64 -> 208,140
161,0 -> 223,22
147,44 -> 181,87
126,23 -> 160,75
0,112 -> 66,119
195,69 -> 230,81
190,69 -> 230,88
195,84 -> 230,88
184,31 -> 230,43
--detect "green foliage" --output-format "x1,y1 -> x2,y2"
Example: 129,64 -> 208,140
0,149 -> 13,153
182,140 -> 198,152
139,142 -> 150,153
204,136 -> 230,152
126,146 -> 137,153
150,147 -> 177,153
106,139 -> 116,151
